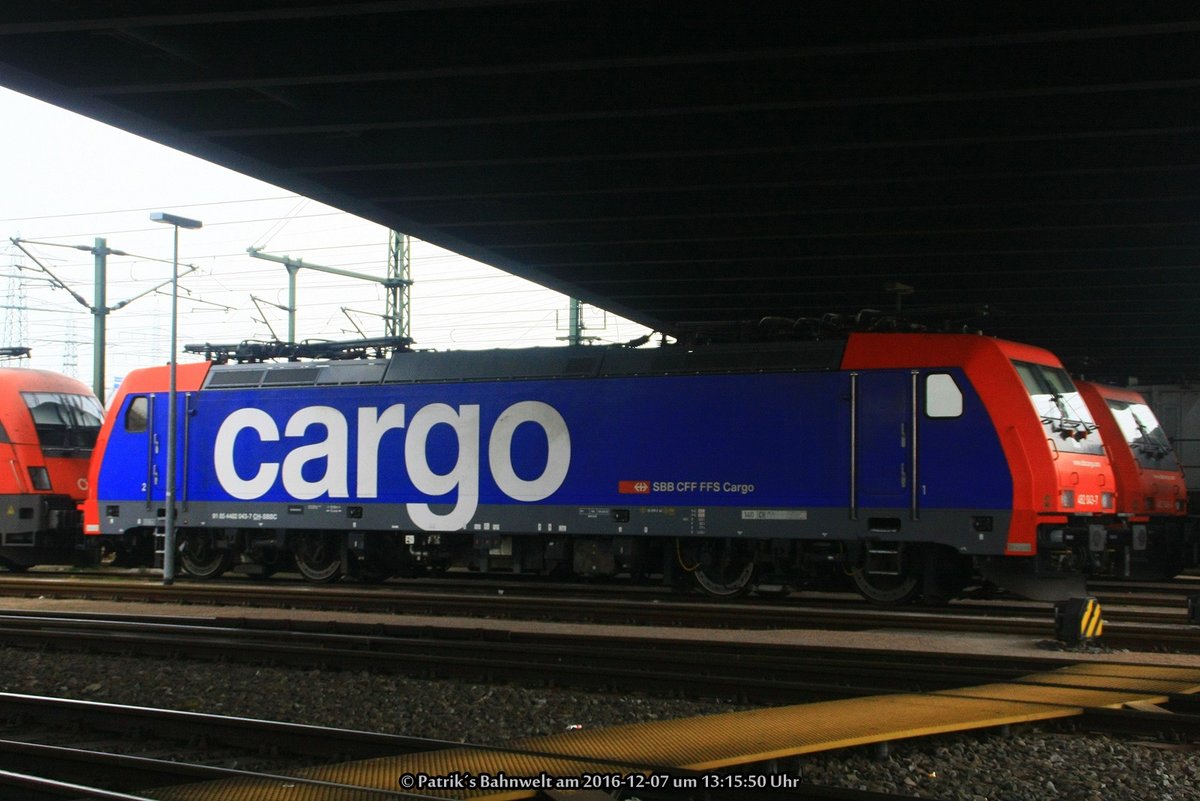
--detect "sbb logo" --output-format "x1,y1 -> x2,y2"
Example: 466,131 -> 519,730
618,480 -> 651,494
213,401 -> 570,531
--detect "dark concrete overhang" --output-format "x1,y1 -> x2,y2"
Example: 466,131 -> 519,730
2,2 -> 1199,381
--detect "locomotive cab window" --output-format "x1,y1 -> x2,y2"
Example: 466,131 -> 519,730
21,391 -> 104,455
1011,360 -> 1104,455
925,374 -> 963,418
1106,398 -> 1180,470
125,396 -> 149,433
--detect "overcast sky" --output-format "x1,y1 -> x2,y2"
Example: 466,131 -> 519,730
0,87 -> 647,401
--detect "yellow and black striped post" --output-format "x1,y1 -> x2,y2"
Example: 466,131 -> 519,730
1054,596 -> 1104,646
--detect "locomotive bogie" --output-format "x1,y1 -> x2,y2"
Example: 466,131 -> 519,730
0,492 -> 92,570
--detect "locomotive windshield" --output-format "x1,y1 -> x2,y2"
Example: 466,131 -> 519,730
1105,398 -> 1179,470
21,391 -> 105,455
1011,361 -> 1105,456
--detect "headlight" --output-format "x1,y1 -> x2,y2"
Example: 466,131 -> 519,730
1060,489 -> 1075,509
1102,492 -> 1114,509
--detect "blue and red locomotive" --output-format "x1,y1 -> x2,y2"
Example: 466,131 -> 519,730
81,332 -> 1143,602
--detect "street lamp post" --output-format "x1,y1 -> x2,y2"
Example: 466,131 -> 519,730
150,212 -> 202,585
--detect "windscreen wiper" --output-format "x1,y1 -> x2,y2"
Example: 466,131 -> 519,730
1041,393 -> 1097,441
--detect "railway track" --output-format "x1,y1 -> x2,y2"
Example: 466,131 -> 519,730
16,564 -> 1200,599
0,608 -> 1174,704
19,565 -> 1200,600
1088,576 -> 1200,602
0,693 -> 964,801
0,635 -> 1196,801
0,597 -> 1193,801
0,574 -> 1195,651
0,692 -> 437,800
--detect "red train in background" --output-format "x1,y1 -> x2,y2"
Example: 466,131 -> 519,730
0,367 -> 104,571
1077,381 -> 1196,578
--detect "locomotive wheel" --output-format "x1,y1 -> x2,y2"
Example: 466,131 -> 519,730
685,539 -> 756,597
851,543 -> 921,605
178,533 -> 231,579
98,543 -> 124,567
292,534 -> 342,583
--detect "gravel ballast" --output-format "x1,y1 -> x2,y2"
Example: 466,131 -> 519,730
0,646 -> 1196,800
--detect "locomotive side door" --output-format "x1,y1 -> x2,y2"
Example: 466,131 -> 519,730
144,393 -> 167,508
103,393 -> 162,509
143,392 -> 192,511
852,370 -> 917,519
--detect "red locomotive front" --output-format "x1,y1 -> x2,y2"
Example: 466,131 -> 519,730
1078,381 -> 1193,578
0,367 -> 104,570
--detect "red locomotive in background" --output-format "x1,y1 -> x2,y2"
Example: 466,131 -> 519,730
0,367 -> 104,571
1077,381 -> 1195,579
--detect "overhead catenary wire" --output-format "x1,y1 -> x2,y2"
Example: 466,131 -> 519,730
0,194 -> 299,225
250,196 -> 311,251
5,201 -> 654,383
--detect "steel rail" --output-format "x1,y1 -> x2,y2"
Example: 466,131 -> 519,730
1088,577 -> 1200,596
0,741 -> 956,801
4,573 -> 1195,623
0,768 -> 159,801
0,573 -> 1183,625
0,738 -> 438,800
0,694 -> 951,801
0,692 -> 748,779
0,692 -> 459,761
0,611 -> 1129,705
1076,706 -> 1200,739
0,576 -> 1194,650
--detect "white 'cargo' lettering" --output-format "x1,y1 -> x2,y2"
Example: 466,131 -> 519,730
212,401 -> 570,531
214,408 -> 281,500
404,403 -> 480,531
281,405 -> 348,500
489,401 -> 570,501
356,405 -> 406,498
